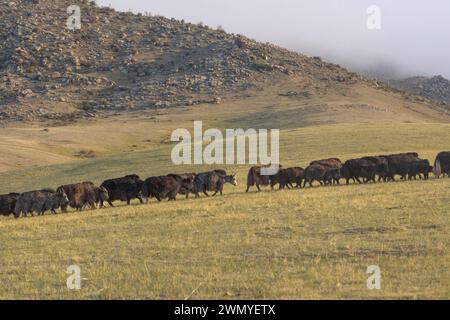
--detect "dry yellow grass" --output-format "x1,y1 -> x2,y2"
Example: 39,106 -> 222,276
1,1 -> 449,299
0,119 -> 449,299
1,80 -> 448,173
0,178 -> 448,299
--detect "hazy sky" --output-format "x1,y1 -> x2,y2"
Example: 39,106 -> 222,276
97,0 -> 450,79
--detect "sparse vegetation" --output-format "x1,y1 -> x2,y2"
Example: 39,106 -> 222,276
0,119 -> 449,299
0,0 -> 449,301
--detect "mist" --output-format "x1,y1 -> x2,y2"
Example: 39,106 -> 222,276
97,0 -> 450,80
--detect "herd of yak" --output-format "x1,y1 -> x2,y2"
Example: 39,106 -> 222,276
0,151 -> 449,219
0,170 -> 237,219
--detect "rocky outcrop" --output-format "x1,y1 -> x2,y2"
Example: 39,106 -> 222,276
0,0 -> 361,123
390,76 -> 450,105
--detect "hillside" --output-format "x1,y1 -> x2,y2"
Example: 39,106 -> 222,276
0,1 -> 449,300
390,76 -> 450,105
0,0 -> 354,122
0,0 -> 449,125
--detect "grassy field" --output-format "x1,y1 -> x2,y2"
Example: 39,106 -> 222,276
0,120 -> 449,299
0,178 -> 448,299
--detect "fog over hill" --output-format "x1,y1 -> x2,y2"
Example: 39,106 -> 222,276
390,76 -> 450,104
99,0 -> 450,80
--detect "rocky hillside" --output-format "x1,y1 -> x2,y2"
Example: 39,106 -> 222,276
0,0 -> 364,123
390,76 -> 450,105
1,0 -> 448,125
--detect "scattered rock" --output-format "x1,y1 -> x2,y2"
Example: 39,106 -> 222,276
0,0 -> 364,123
389,76 -> 450,104
75,150 -> 96,158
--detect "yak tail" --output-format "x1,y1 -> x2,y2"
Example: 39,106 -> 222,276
13,200 -> 22,219
247,168 -> 255,187
433,159 -> 442,178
